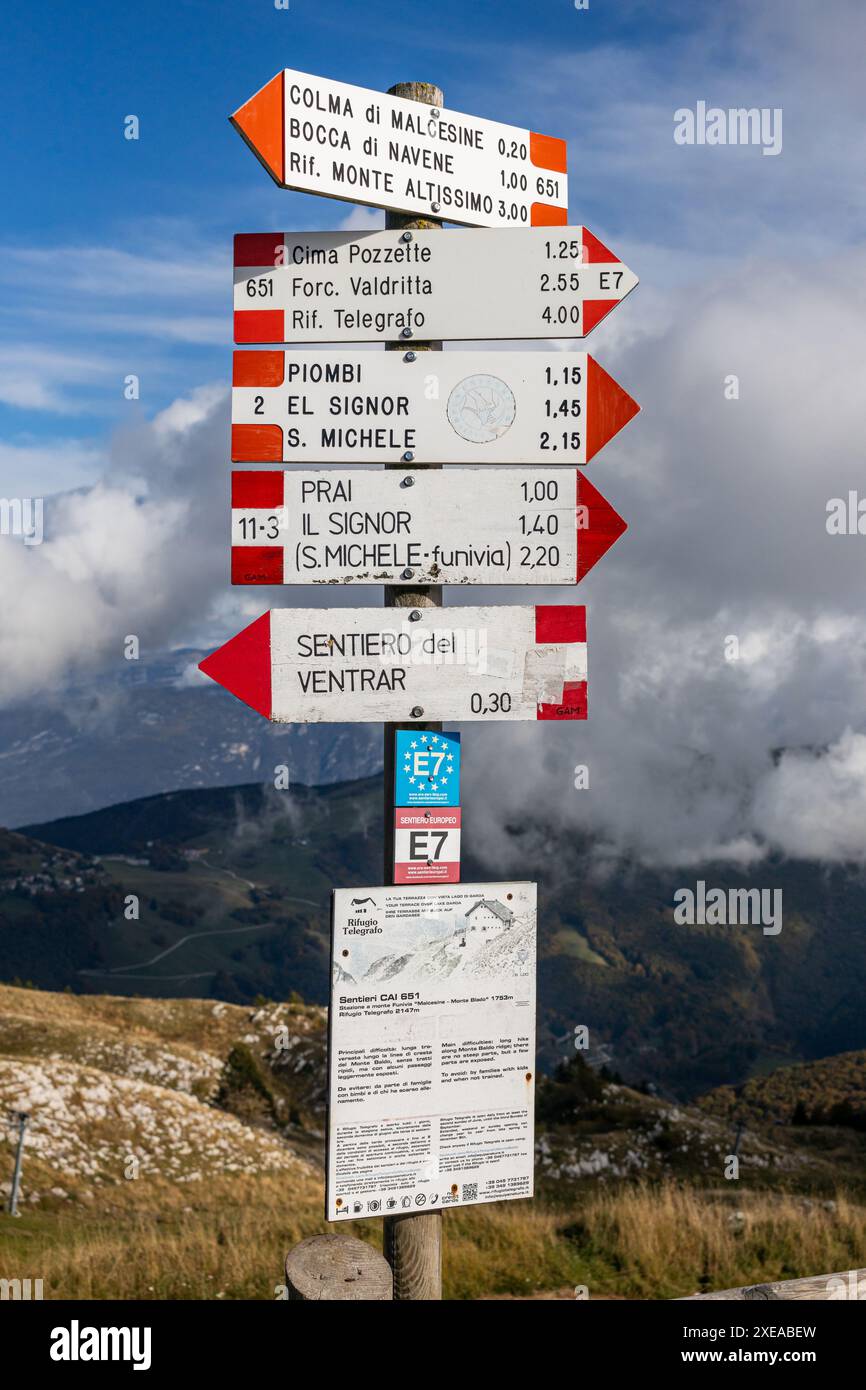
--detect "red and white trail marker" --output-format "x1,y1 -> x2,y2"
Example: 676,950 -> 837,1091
393,807 -> 461,884
199,606 -> 587,724
230,468 -> 627,586
231,350 -> 639,466
233,226 -> 637,344
230,68 -> 567,227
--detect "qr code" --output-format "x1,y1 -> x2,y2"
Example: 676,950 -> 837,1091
462,1184 -> 478,1202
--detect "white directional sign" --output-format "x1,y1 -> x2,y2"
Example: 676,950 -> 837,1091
230,469 -> 627,586
327,881 -> 536,1221
233,227 -> 637,343
231,68 -> 568,227
232,350 -> 639,465
199,606 -> 587,723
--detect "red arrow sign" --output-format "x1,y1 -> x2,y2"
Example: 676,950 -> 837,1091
230,68 -> 568,227
575,474 -> 628,582
231,350 -> 639,466
232,226 -> 637,344
229,468 -> 626,586
200,606 -> 588,724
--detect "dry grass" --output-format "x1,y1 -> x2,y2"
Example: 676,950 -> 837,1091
3,1178 -> 864,1300
1,987 -> 862,1301
0,1175 -> 326,1301
444,1200 -> 583,1299
568,1183 -> 866,1299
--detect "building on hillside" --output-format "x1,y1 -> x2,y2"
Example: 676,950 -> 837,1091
453,898 -> 515,948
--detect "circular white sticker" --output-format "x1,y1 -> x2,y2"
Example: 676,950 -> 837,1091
446,374 -> 516,444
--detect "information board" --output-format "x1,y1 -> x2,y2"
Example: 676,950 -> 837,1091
327,881 -> 536,1220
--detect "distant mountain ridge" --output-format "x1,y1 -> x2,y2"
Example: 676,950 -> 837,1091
6,776 -> 866,1099
0,649 -> 380,826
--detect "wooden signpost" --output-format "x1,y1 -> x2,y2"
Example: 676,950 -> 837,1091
230,468 -> 627,586
233,226 -> 637,343
210,66 -> 639,1301
378,84 -> 448,1297
230,68 -> 568,226
231,348 -> 639,465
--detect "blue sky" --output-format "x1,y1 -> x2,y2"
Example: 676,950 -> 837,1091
3,0 -> 866,865
0,0 -> 824,489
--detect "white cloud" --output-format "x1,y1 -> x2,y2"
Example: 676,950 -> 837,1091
0,233 -> 229,422
0,385 -> 228,702
337,207 -> 385,231
5,238 -> 866,871
455,234 -> 866,870
0,438 -> 106,494
752,731 -> 866,862
0,243 -> 226,301
0,346 -> 117,414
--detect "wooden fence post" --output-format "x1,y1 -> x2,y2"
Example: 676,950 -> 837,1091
381,77 -> 445,1303
285,1234 -> 393,1301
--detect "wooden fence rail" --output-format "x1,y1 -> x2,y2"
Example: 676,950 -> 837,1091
284,1237 -> 865,1302
679,1268 -> 866,1300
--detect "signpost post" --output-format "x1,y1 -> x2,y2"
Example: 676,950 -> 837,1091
6,1111 -> 29,1217
380,79 -> 445,1302
217,65 -> 639,1302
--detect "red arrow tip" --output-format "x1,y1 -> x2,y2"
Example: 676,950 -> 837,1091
230,72 -> 285,185
576,474 -> 628,581
581,299 -> 620,336
585,357 -> 640,461
581,228 -> 619,264
200,611 -> 272,719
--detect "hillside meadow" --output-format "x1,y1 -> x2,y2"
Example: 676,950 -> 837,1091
2,983 -> 865,1298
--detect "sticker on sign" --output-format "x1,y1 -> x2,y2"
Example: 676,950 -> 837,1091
230,68 -> 567,227
232,350 -> 639,466
233,226 -> 637,343
327,881 -> 536,1221
395,731 -> 461,807
198,606 -> 587,724
394,807 -> 461,884
230,469 -> 627,587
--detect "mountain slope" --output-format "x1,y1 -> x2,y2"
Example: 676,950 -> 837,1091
0,649 -> 379,826
0,984 -> 324,1210
1,984 -> 865,1302
701,1050 -> 866,1126
7,778 -> 866,1097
